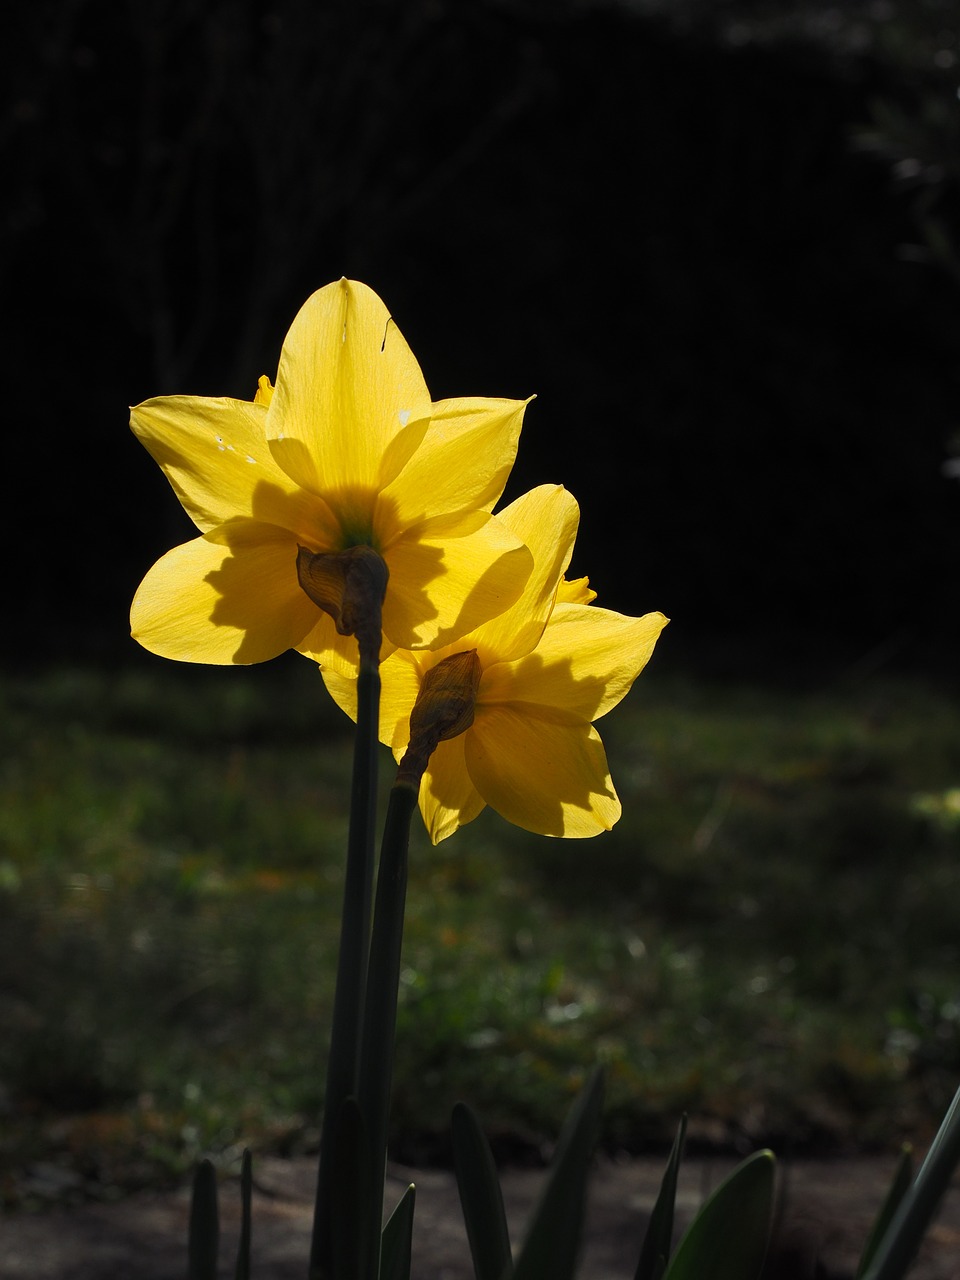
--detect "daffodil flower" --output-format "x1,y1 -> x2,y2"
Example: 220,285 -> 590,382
323,485 -> 668,841
130,279 -> 533,674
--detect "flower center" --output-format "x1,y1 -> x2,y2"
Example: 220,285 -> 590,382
327,486 -> 381,553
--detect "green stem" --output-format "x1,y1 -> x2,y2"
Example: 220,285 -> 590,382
310,653 -> 381,1280
357,781 -> 418,1280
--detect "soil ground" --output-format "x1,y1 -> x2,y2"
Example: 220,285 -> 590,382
3,1154 -> 960,1280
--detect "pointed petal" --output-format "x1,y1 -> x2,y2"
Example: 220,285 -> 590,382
382,513 -> 532,650
380,397 -> 529,529
421,734 -> 486,844
320,665 -> 359,722
265,279 -> 432,495
466,709 -> 620,837
130,395 -> 323,536
472,486 -> 579,663
131,525 -> 318,664
480,605 -> 668,723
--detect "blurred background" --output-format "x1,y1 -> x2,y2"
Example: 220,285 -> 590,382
4,0 -> 960,1211
7,0 -> 960,677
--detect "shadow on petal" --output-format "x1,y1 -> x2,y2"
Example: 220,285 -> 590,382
469,650 -> 621,837
202,528 -> 319,663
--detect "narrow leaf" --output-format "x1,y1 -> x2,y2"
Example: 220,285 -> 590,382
234,1149 -> 252,1280
664,1150 -> 775,1280
511,1066 -> 605,1280
380,1183 -> 416,1280
862,1082 -> 960,1280
855,1146 -> 913,1280
452,1101 -> 513,1280
635,1115 -> 688,1280
188,1159 -> 220,1280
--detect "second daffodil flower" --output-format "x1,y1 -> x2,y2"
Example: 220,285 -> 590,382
130,279 -> 533,674
322,485 -> 669,842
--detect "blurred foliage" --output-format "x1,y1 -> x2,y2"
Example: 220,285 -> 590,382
2,657 -> 960,1205
627,0 -> 960,282
620,0 -> 960,70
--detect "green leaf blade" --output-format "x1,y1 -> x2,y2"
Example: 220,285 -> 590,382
635,1115 -> 688,1280
511,1066 -> 605,1280
855,1146 -> 913,1280
664,1150 -> 775,1280
380,1183 -> 416,1280
862,1082 -> 960,1280
452,1101 -> 513,1280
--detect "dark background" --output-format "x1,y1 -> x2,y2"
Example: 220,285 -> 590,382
7,0 -> 960,682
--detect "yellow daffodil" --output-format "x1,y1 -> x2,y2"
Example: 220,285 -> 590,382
323,485 -> 668,841
130,279 -> 533,673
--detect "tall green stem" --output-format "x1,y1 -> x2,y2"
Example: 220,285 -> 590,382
310,651 -> 381,1280
357,781 -> 418,1280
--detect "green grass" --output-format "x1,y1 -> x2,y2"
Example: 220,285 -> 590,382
2,656 -> 960,1205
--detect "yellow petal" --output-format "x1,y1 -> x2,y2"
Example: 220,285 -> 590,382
295,613 -> 354,673
375,650 -> 426,751
380,396 -> 529,529
323,652 -> 485,842
556,575 -> 596,605
420,734 -> 486,844
466,708 -> 620,837
320,646 -> 414,726
480,605 -> 668,723
131,526 -> 318,664
130,396 -> 322,536
299,612 -> 397,677
320,665 -> 358,722
471,486 -> 579,664
382,512 -> 532,650
265,279 -> 432,496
